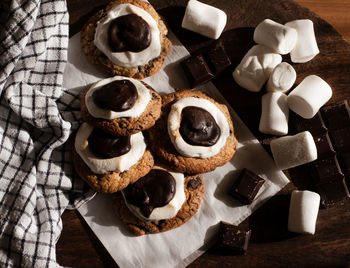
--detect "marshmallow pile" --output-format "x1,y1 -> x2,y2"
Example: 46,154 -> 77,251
231,18 -> 335,171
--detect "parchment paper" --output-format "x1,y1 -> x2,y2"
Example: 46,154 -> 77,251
63,31 -> 289,268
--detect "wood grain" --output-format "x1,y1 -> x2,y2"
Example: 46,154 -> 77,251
57,1 -> 350,267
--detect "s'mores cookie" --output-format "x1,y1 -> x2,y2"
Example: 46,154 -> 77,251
81,0 -> 172,79
73,123 -> 154,193
114,165 -> 205,235
148,90 -> 238,174
81,76 -> 162,136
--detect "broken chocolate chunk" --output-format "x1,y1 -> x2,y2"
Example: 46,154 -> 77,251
321,100 -> 350,130
309,156 -> 344,183
317,176 -> 350,207
229,169 -> 265,205
290,111 -> 327,135
204,43 -> 231,75
313,132 -> 335,159
330,127 -> 350,153
214,222 -> 251,255
181,54 -> 214,88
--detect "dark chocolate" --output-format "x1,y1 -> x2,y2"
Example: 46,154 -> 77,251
187,176 -> 202,189
215,222 -> 251,255
313,132 -> 336,159
108,14 -> 151,52
310,156 -> 344,183
92,80 -> 138,112
330,127 -> 350,153
290,111 -> 327,135
204,43 -> 231,75
88,128 -> 131,158
229,169 -> 265,205
180,106 -> 220,146
321,100 -> 350,130
317,177 -> 350,207
338,153 -> 350,175
181,54 -> 214,88
123,169 -> 176,218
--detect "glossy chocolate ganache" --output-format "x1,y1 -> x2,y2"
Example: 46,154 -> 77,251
92,79 -> 138,112
180,106 -> 221,146
88,128 -> 131,158
123,169 -> 176,218
108,14 -> 151,53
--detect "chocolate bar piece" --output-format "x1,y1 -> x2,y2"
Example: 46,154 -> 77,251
229,169 -> 265,204
181,54 -> 214,88
321,100 -> 350,130
313,132 -> 335,159
330,127 -> 350,153
215,222 -> 251,255
317,177 -> 350,207
204,43 -> 231,75
290,111 -> 327,135
338,153 -> 350,175
310,156 -> 344,183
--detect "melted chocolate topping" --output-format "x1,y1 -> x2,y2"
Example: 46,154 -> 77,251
92,80 -> 138,112
180,106 -> 221,146
108,14 -> 151,53
123,169 -> 176,218
88,128 -> 131,158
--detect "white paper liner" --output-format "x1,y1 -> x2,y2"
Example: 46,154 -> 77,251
63,30 -> 289,268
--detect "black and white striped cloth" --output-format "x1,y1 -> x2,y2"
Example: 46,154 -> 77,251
0,0 -> 93,266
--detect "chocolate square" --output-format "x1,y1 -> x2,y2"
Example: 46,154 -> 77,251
215,222 -> 251,255
310,156 -> 344,183
229,169 -> 265,204
290,111 -> 327,135
330,127 -> 350,153
204,43 -> 231,75
181,54 -> 214,88
321,100 -> 350,130
313,132 -> 335,159
338,153 -> 350,175
317,177 -> 350,207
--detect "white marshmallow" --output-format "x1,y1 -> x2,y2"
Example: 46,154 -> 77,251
287,75 -> 332,119
288,190 -> 320,235
254,19 -> 298,55
181,0 -> 227,39
285,19 -> 319,63
270,131 -> 317,170
259,92 -> 289,135
267,62 -> 296,93
233,45 -> 282,92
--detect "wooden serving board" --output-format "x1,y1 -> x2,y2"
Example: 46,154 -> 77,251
59,0 -> 350,267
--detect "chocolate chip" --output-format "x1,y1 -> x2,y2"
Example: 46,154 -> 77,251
229,169 -> 265,205
180,106 -> 221,146
187,177 -> 202,189
92,80 -> 138,112
108,14 -> 151,52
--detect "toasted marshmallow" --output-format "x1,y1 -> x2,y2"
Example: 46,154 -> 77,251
288,190 -> 320,235
285,19 -> 319,63
270,131 -> 317,170
259,92 -> 289,135
74,123 -> 146,174
254,19 -> 298,55
233,45 -> 282,92
182,0 -> 227,39
267,62 -> 296,93
287,75 -> 332,119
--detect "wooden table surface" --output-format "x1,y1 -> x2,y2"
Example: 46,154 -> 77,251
57,0 -> 350,267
